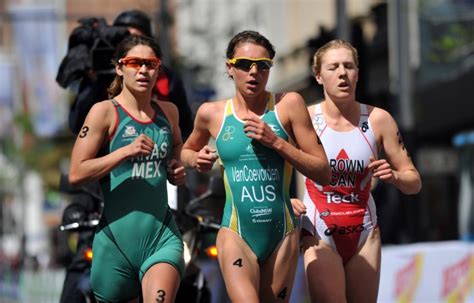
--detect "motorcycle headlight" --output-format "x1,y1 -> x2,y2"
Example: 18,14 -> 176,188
205,245 -> 218,258
183,241 -> 191,266
83,247 -> 93,262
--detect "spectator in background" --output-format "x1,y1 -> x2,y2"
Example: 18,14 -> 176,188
56,9 -> 193,139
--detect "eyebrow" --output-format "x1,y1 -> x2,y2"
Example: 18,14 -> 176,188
325,61 -> 355,67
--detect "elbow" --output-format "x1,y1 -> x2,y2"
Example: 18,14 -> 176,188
68,171 -> 85,187
413,179 -> 422,194
399,172 -> 423,195
405,180 -> 422,195
319,167 -> 332,186
309,165 -> 331,186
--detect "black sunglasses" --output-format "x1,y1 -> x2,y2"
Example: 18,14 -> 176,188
228,57 -> 273,72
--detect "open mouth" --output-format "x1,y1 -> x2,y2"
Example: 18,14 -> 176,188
248,80 -> 259,86
338,82 -> 349,88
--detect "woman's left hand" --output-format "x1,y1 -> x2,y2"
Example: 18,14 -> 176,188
167,159 -> 186,185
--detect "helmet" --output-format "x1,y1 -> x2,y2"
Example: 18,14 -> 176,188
113,10 -> 152,37
61,203 -> 87,226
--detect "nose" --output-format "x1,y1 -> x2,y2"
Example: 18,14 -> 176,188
249,63 -> 258,73
338,66 -> 347,76
138,63 -> 149,72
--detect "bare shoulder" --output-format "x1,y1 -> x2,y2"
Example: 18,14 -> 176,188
275,92 -> 312,134
87,100 -> 115,122
154,100 -> 179,119
155,99 -> 178,111
91,99 -> 115,112
196,99 -> 226,121
366,104 -> 400,140
80,100 -> 116,135
277,91 -> 305,104
275,92 -> 306,115
367,105 -> 395,125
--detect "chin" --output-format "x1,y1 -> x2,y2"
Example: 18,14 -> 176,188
336,90 -> 353,97
136,85 -> 152,91
245,87 -> 264,95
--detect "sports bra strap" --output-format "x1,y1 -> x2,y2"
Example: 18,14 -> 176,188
314,103 -> 323,115
358,103 -> 369,127
266,93 -> 275,112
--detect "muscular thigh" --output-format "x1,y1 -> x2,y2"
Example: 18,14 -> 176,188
302,235 -> 346,303
216,228 -> 260,302
91,231 -> 140,302
345,227 -> 381,303
260,229 -> 299,303
141,263 -> 180,303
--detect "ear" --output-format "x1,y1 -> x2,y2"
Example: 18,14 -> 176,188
116,64 -> 123,77
226,62 -> 234,78
315,74 -> 323,85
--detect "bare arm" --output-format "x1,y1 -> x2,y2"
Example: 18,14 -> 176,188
68,101 -> 154,186
159,101 -> 186,185
181,102 -> 219,172
244,92 -> 330,185
369,108 -> 422,194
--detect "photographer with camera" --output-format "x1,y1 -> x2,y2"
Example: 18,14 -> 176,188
57,9 -> 193,138
57,9 -> 193,303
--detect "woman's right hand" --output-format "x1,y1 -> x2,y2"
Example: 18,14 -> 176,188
196,145 -> 219,173
128,134 -> 155,158
290,198 -> 307,217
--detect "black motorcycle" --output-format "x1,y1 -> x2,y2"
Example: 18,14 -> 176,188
58,174 -> 101,303
58,210 -> 98,303
177,176 -> 227,303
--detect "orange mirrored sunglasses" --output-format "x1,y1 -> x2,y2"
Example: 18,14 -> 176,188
119,56 -> 161,70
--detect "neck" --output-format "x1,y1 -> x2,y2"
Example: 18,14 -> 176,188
322,98 -> 360,124
115,89 -> 152,109
234,91 -> 270,115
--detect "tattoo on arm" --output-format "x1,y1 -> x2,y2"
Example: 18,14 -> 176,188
233,258 -> 243,268
79,126 -> 89,138
156,289 -> 166,302
277,287 -> 288,299
397,131 -> 411,157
